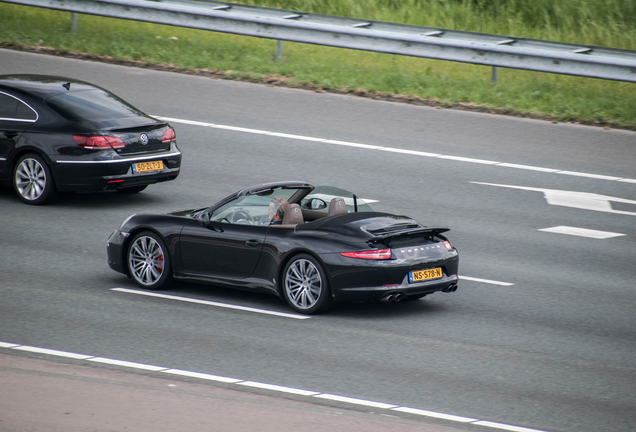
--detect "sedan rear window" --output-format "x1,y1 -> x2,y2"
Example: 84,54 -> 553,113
45,89 -> 144,121
0,93 -> 37,121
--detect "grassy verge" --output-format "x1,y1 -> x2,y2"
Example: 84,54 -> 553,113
1,2 -> 635,130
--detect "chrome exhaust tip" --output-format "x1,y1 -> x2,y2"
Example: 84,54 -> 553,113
444,284 -> 458,293
381,293 -> 396,302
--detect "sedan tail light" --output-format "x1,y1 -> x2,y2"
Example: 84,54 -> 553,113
443,241 -> 453,251
73,135 -> 125,149
340,249 -> 392,260
162,127 -> 176,143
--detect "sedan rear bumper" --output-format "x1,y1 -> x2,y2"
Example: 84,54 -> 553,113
51,150 -> 182,192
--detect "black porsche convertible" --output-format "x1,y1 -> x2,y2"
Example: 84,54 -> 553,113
107,182 -> 459,314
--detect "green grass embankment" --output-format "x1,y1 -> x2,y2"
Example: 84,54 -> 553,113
1,1 -> 635,129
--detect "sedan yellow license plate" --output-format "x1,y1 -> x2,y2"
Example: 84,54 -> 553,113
133,160 -> 163,173
409,267 -> 443,283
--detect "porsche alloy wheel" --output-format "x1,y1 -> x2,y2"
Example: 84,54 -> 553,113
14,154 -> 56,205
128,232 -> 172,290
283,254 -> 332,314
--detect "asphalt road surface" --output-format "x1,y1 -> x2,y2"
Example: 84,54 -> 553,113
1,48 -> 635,432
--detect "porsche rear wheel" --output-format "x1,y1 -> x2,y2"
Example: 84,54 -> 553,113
13,153 -> 56,205
127,231 -> 172,290
283,254 -> 332,314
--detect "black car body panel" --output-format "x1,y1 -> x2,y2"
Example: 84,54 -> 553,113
0,75 -> 181,200
107,182 -> 459,312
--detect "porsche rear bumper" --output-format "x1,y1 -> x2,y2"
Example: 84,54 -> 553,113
319,250 -> 459,302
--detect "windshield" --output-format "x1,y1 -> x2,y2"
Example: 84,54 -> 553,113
45,89 -> 145,121
209,187 -> 299,225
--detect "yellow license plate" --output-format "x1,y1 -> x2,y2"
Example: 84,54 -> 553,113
133,160 -> 163,173
409,267 -> 443,283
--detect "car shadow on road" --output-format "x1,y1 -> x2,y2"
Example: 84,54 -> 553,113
53,190 -> 171,209
0,185 -> 174,209
329,297 -> 450,319
110,278 -> 450,320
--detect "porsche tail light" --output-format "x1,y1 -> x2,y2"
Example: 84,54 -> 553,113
162,127 -> 176,143
73,135 -> 125,149
443,241 -> 453,251
340,249 -> 392,260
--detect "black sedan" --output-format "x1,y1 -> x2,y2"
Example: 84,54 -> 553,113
107,182 -> 459,314
0,75 -> 181,204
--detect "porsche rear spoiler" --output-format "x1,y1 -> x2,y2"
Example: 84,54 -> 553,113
368,227 -> 450,246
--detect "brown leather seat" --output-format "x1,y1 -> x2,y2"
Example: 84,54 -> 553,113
327,197 -> 347,217
282,203 -> 304,226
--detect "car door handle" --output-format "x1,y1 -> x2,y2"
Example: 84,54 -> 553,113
210,226 -> 224,233
246,240 -> 261,247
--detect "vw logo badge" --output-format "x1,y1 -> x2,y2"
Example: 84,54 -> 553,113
140,133 -> 149,145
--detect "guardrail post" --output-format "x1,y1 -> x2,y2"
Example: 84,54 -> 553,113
276,40 -> 283,61
71,12 -> 78,31
491,66 -> 498,83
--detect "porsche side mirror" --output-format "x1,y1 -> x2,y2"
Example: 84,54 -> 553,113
303,198 -> 327,210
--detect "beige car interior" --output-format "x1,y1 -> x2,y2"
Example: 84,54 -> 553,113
327,197 -> 347,217
281,203 -> 304,226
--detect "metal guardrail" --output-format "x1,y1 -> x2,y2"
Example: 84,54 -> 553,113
4,0 -> 636,82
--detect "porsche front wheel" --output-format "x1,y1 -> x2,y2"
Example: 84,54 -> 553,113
127,231 -> 172,290
283,254 -> 332,314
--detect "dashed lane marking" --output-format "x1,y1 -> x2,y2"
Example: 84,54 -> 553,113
472,421 -> 550,432
111,288 -> 311,320
153,115 -> 636,185
1,341 -> 549,432
459,276 -> 515,286
538,226 -> 626,239
238,381 -> 320,396
470,182 -> 636,217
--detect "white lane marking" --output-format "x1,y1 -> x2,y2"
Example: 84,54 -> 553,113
1,341 -> 552,432
471,182 -> 636,216
153,115 -> 636,184
437,155 -> 499,165
556,171 -> 621,181
111,288 -> 310,320
380,147 -> 441,157
0,342 -> 20,348
538,226 -> 626,239
238,381 -> 320,396
88,358 -> 167,371
392,407 -> 477,422
495,163 -> 558,173
472,420 -> 549,432
12,346 -> 92,359
459,276 -> 515,286
313,394 -> 398,409
162,369 -> 241,383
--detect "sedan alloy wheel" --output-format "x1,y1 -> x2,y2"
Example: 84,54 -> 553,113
14,154 -> 56,205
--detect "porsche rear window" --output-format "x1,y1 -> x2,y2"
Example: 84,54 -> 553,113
45,89 -> 144,121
